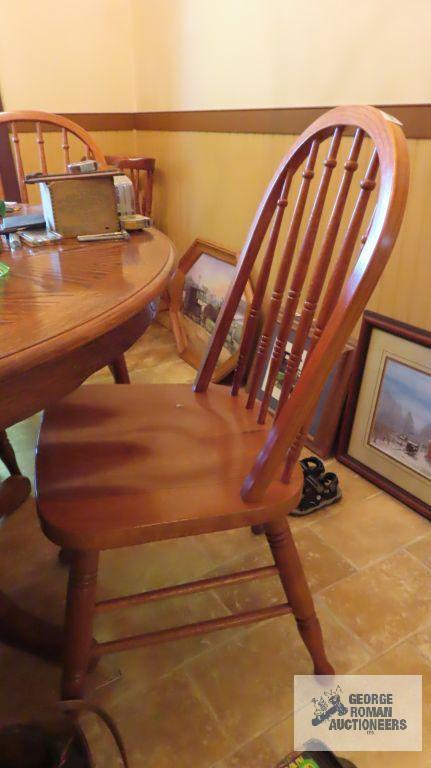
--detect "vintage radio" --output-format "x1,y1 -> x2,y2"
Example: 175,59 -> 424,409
26,170 -> 121,237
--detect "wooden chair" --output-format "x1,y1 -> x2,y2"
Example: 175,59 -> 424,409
35,106 -> 409,700
0,110 -> 132,384
105,155 -> 155,217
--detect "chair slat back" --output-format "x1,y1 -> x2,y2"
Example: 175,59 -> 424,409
194,106 -> 409,502
0,110 -> 106,202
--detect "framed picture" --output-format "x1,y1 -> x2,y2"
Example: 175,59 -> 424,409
337,312 -> 431,518
170,238 -> 253,382
253,316 -> 355,459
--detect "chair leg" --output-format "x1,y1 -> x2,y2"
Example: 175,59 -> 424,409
251,524 -> 264,535
109,354 -> 131,384
265,517 -> 334,676
58,548 -> 73,566
61,550 -> 99,700
0,430 -> 23,475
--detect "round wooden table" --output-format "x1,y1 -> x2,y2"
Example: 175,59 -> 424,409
0,228 -> 174,661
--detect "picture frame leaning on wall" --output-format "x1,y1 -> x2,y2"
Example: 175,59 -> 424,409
169,238 -> 253,383
337,311 -> 431,519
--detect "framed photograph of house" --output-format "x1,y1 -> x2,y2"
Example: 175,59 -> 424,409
169,239 -> 253,382
252,316 -> 355,459
337,312 -> 431,518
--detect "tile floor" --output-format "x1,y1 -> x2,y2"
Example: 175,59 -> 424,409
1,320 -> 430,767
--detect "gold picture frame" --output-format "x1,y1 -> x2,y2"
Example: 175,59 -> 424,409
169,239 -> 253,383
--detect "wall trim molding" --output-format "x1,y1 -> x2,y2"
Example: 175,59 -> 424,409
66,104 -> 431,139
1,103 -> 430,198
3,104 -> 431,139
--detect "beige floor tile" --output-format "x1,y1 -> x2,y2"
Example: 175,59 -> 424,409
295,528 -> 357,592
311,491 -> 431,568
185,600 -> 371,747
315,601 -> 372,673
263,714 -> 295,759
321,550 -> 431,654
98,536 -> 216,596
337,640 -> 431,766
410,622 -> 431,666
185,620 -> 299,745
192,527 -> 269,571
95,669 -> 233,768
95,591 -> 239,694
407,532 -> 431,570
213,733 -> 278,768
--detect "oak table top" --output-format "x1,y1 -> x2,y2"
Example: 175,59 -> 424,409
0,228 -> 175,428
0,227 -> 175,662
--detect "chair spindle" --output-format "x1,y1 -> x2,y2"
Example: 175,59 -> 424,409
231,169 -> 293,395
257,128 -> 343,423
10,123 -> 28,203
62,128 -> 70,170
281,147 -> 380,483
275,128 -> 365,415
36,122 -> 48,174
310,147 -> 379,346
244,139 -> 320,411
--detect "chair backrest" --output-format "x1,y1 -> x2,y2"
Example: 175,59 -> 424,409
105,155 -> 155,217
0,110 -> 106,203
194,106 -> 409,502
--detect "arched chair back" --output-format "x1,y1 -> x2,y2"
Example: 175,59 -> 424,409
194,106 -> 409,502
0,110 -> 106,203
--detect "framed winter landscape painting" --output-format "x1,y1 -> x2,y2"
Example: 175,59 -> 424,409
169,239 -> 253,382
338,312 -> 431,518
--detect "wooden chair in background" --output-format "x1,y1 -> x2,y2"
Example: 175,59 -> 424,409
105,155 -> 155,217
35,106 -> 409,699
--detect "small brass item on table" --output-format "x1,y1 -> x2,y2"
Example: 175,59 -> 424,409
120,213 -> 153,231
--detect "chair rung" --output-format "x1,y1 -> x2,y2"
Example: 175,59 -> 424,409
95,565 -> 277,613
94,602 -> 292,657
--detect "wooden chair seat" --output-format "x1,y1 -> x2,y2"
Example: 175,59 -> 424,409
36,383 -> 303,551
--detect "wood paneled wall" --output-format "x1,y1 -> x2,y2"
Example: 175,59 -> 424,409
10,124 -> 430,333
136,129 -> 431,333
